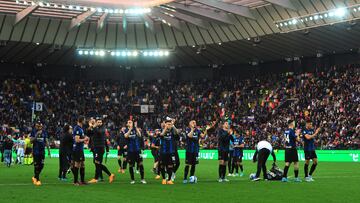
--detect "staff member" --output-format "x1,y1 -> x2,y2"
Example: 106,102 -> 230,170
252,139 -> 276,181
59,124 -> 73,181
88,118 -> 115,184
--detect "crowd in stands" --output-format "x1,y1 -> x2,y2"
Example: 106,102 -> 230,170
0,64 -> 359,150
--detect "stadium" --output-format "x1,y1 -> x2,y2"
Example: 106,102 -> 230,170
0,0 -> 359,202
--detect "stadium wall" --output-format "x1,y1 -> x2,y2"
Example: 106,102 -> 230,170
41,149 -> 360,162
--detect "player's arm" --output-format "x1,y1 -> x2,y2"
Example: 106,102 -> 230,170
124,128 -> 132,138
304,128 -> 321,140
75,134 -> 87,143
239,140 -> 245,148
135,128 -> 142,137
151,142 -> 158,149
160,126 -> 168,136
295,129 -> 301,142
187,128 -> 194,138
200,125 -> 211,138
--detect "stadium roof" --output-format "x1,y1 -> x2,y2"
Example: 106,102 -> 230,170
0,0 -> 359,67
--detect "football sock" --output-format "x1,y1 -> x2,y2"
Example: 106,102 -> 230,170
80,167 -> 85,182
95,163 -> 101,179
240,164 -> 243,172
34,165 -> 40,180
221,165 -> 226,179
118,160 -> 122,168
129,167 -> 135,180
161,166 -> 166,179
228,160 -> 232,173
235,165 -> 239,173
218,165 -> 222,178
231,162 -> 235,174
283,166 -> 289,178
123,161 -> 127,170
190,165 -> 196,177
139,165 -> 144,180
167,167 -> 173,181
294,169 -> 299,178
309,164 -> 317,176
304,163 -> 309,177
184,165 -> 189,180
73,167 -> 79,183
101,164 -> 111,176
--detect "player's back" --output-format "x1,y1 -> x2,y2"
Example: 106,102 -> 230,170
284,128 -> 296,148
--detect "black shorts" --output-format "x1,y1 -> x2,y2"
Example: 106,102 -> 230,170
285,148 -> 299,163
233,155 -> 243,163
185,152 -> 199,165
229,151 -> 234,158
304,151 -> 317,160
118,149 -> 127,157
160,153 -> 175,166
93,147 -> 105,163
33,153 -> 45,166
127,152 -> 143,165
25,148 -> 32,155
73,150 -> 85,162
218,150 -> 229,161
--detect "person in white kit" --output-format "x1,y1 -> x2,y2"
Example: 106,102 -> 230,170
16,136 -> 26,164
252,139 -> 276,181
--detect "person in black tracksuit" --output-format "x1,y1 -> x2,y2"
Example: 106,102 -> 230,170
88,118 -> 115,183
59,125 -> 73,180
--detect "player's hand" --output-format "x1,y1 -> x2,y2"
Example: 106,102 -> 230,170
315,128 -> 321,134
124,145 -> 128,149
117,146 -> 120,150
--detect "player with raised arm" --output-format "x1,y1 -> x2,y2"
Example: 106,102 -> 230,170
183,120 -> 207,183
30,121 -> 51,186
72,116 -> 89,186
232,129 -> 245,177
218,120 -> 234,182
124,120 -> 146,184
282,120 -> 301,182
303,120 -> 321,182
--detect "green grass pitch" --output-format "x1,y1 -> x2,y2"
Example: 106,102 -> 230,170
0,158 -> 359,203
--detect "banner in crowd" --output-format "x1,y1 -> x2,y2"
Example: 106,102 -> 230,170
47,149 -> 360,162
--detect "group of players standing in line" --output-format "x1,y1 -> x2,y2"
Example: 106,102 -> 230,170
27,115 -> 320,186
